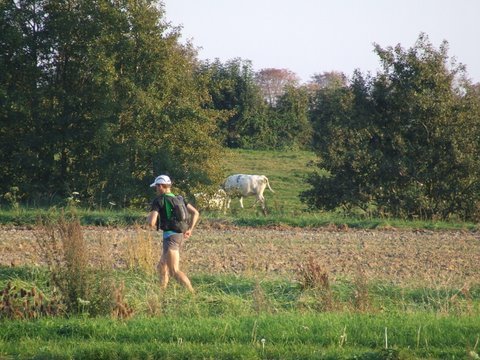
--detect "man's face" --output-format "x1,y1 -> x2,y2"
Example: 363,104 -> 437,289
155,184 -> 166,195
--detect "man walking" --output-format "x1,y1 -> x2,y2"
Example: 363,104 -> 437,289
147,175 -> 199,293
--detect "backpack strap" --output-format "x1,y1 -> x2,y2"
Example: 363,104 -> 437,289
156,194 -> 176,231
156,195 -> 167,231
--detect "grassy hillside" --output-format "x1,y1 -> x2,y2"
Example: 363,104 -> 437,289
221,149 -> 318,213
1,149 -> 478,230
207,149 -> 477,230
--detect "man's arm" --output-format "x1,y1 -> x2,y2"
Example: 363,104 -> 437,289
184,204 -> 199,238
146,210 -> 159,230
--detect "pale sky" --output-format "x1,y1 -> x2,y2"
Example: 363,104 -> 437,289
163,0 -> 480,84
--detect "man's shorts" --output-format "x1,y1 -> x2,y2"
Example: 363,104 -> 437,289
163,232 -> 183,252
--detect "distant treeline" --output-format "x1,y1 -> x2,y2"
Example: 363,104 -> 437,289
1,1 -> 480,220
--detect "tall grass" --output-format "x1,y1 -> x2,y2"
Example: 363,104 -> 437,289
2,266 -> 479,318
3,217 -> 480,318
33,214 -> 125,316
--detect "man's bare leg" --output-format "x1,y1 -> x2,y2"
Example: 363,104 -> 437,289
165,249 -> 194,293
157,255 -> 169,289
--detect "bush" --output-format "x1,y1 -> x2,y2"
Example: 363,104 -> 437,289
305,34 -> 480,221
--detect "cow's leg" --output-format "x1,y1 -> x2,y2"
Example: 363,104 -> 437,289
239,197 -> 244,208
256,194 -> 265,207
258,194 -> 268,215
251,193 -> 261,208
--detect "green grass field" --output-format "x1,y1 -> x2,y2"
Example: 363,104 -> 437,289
1,311 -> 479,359
218,149 -> 478,230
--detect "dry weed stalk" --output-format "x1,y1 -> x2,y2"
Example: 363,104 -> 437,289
339,325 -> 347,347
145,293 -> 163,317
0,282 -> 64,319
297,256 -> 334,311
35,216 -> 89,311
252,281 -> 271,314
420,272 -> 476,314
449,283 -> 474,314
111,281 -> 134,319
297,256 -> 330,290
95,231 -> 114,271
35,219 -> 64,273
125,227 -> 156,275
34,215 -> 119,316
353,268 -> 371,312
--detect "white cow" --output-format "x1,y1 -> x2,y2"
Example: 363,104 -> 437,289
222,174 -> 274,214
194,189 -> 227,211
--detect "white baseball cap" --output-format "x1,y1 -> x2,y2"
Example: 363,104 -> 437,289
150,175 -> 172,187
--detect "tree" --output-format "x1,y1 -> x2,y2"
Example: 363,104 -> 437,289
255,68 -> 299,106
0,0 -> 47,200
273,85 -> 312,149
303,34 -> 480,221
199,58 -> 266,148
0,0 -> 224,206
310,71 -> 348,90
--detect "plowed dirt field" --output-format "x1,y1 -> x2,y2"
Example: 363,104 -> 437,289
1,224 -> 479,288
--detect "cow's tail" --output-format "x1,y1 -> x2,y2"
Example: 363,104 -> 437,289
264,176 -> 274,193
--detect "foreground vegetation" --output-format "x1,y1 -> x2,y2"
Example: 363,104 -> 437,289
1,311 -> 479,359
0,218 -> 479,358
1,266 -> 479,359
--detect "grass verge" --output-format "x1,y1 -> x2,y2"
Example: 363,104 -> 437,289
1,266 -> 479,359
0,207 -> 477,231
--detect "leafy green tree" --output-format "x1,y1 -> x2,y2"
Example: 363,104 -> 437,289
201,60 -> 312,150
310,71 -> 348,90
0,0 -> 224,207
273,85 -> 312,149
200,58 -> 267,148
0,0 -> 47,199
87,0 -> 225,204
37,0 -> 120,198
303,34 -> 480,220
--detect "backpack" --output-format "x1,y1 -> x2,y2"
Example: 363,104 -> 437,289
157,195 -> 190,233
